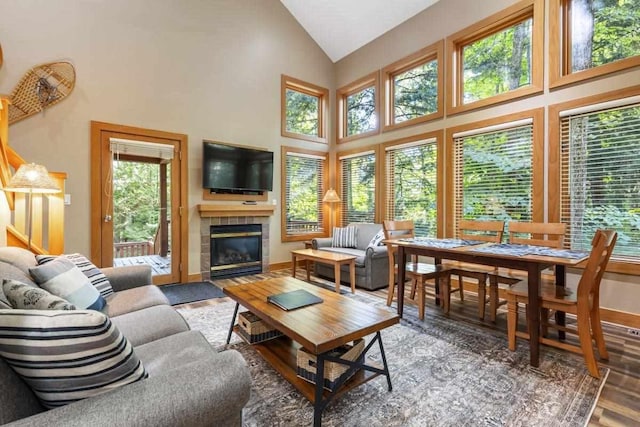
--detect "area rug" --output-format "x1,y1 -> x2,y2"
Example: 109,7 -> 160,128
177,292 -> 607,427
160,282 -> 225,305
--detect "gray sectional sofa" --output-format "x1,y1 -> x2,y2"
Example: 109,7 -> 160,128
0,246 -> 251,427
312,223 -> 389,291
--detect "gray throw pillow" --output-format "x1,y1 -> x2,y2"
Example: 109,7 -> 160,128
332,226 -> 358,248
2,279 -> 76,310
0,309 -> 148,408
37,253 -> 114,298
29,258 -> 106,311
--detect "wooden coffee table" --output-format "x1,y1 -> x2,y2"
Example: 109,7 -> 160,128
291,248 -> 357,293
224,277 -> 399,427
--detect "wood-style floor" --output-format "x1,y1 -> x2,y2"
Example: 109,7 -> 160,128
179,268 -> 640,426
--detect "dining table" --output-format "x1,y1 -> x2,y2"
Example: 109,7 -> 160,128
392,237 -> 589,367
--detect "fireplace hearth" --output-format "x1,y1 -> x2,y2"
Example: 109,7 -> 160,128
210,224 -> 262,279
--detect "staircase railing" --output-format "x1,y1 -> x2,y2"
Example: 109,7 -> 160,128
1,96 -> 66,255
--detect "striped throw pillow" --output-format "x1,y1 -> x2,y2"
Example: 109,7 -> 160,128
0,309 -> 148,408
29,258 -> 106,311
37,254 -> 114,298
332,226 -> 358,248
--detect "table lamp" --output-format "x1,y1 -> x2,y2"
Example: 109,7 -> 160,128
4,163 -> 61,249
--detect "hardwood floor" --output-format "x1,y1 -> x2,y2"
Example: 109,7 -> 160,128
179,268 -> 640,426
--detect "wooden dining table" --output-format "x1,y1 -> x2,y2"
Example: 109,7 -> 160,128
393,238 -> 589,367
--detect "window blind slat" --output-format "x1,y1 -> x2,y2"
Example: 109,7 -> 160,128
284,153 -> 326,235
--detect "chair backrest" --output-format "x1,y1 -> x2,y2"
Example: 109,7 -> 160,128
576,229 -> 617,304
508,222 -> 566,248
382,220 -> 416,267
458,220 -> 504,243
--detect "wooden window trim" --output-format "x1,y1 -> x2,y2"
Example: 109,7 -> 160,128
281,75 -> 329,144
445,0 -> 544,115
444,108 -> 544,237
336,71 -> 381,144
336,144 -> 380,224
382,41 -> 444,132
549,0 -> 640,89
548,85 -> 640,275
280,146 -> 329,242
381,130 -> 445,237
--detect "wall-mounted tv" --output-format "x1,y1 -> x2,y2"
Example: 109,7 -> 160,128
202,141 -> 274,193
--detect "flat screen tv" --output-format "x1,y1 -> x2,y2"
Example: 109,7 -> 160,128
202,141 -> 274,193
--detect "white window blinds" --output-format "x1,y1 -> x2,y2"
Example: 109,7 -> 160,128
385,138 -> 437,237
284,152 -> 325,236
560,102 -> 640,259
110,138 -> 174,160
340,152 -> 376,225
453,122 -> 533,235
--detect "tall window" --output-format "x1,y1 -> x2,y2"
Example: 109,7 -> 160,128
449,114 -> 543,236
281,147 -> 327,242
559,100 -> 640,259
446,0 -> 543,113
337,72 -> 380,143
281,75 -> 329,144
339,151 -> 376,224
382,41 -> 444,132
550,0 -> 640,87
384,136 -> 439,237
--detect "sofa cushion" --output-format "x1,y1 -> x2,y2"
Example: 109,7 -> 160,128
37,253 -> 114,298
3,279 -> 76,310
0,309 -> 148,409
0,258 -> 39,309
105,285 -> 170,317
0,246 -> 39,274
29,258 -> 106,311
318,247 -> 366,267
332,226 -> 358,248
111,305 -> 190,347
351,223 -> 385,250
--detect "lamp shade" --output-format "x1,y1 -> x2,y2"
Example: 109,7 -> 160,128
4,163 -> 61,194
322,188 -> 341,203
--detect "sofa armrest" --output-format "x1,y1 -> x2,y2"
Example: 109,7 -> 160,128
7,350 -> 251,427
101,265 -> 153,292
312,237 -> 333,249
365,245 -> 388,259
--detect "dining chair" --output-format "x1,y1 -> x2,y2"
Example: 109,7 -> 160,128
487,222 -> 567,322
382,220 -> 451,320
445,220 -> 504,320
506,229 -> 617,378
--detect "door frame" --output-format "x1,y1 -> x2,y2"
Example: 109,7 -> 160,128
90,121 -> 188,284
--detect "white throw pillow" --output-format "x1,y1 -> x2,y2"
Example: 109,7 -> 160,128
368,229 -> 385,248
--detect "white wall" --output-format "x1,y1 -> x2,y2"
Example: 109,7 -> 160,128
332,0 -> 640,314
0,0 -> 334,273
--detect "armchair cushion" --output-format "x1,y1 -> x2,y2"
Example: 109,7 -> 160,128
37,254 -> 114,298
0,309 -> 147,409
105,285 -> 169,317
29,258 -> 106,311
2,279 -> 76,310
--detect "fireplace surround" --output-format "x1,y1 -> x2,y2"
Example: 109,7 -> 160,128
210,224 -> 262,279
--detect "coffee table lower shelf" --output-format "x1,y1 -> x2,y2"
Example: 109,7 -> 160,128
233,325 -> 382,403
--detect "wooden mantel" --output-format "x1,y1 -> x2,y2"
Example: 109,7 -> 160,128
198,204 -> 276,217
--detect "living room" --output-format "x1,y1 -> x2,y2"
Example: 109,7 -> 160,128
1,0 -> 639,425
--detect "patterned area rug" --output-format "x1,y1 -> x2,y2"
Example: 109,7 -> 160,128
177,292 -> 607,427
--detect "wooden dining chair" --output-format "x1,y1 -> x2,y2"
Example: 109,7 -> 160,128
445,220 -> 504,320
383,220 -> 451,320
506,229 -> 617,378
487,222 -> 567,322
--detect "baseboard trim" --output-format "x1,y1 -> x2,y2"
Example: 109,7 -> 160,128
187,273 -> 203,282
269,261 -> 292,271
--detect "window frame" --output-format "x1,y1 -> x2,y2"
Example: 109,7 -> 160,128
549,85 -> 640,274
445,108 -> 544,237
549,0 -> 640,89
381,41 -> 444,132
280,146 -> 329,242
445,0 -> 544,115
336,145 -> 380,225
336,71 -> 381,144
381,130 -> 445,237
281,75 -> 329,144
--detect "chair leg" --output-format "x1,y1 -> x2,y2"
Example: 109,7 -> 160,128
507,294 -> 518,351
489,275 -> 499,323
458,275 -> 465,301
540,308 -> 550,337
577,312 -> 600,378
477,278 -> 486,320
590,308 -> 609,360
386,268 -> 395,306
440,274 -> 451,314
418,279 -> 425,320
410,278 -> 418,300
